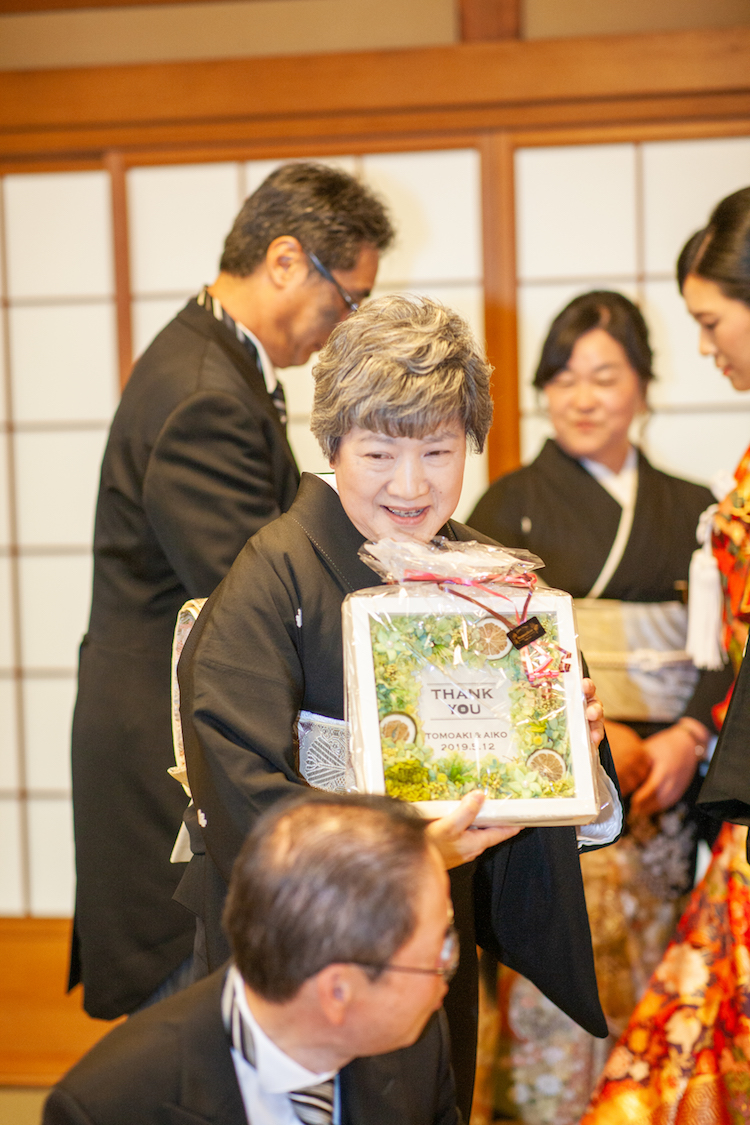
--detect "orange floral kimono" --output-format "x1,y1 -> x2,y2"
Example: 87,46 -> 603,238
582,445 -> 750,1125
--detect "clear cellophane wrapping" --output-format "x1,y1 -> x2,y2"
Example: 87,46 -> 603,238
343,536 -> 607,827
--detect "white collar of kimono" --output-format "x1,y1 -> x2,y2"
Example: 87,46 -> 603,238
580,444 -> 638,511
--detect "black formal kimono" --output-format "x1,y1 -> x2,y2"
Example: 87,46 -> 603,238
469,440 -> 729,729
469,439 -> 724,1121
177,472 -> 617,1119
44,969 -> 459,1125
70,298 -> 300,1019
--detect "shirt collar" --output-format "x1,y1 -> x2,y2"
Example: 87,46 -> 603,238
198,286 -> 278,393
229,966 -> 337,1096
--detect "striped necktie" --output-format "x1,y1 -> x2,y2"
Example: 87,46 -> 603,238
270,381 -> 288,428
222,969 -> 335,1125
198,288 -> 287,429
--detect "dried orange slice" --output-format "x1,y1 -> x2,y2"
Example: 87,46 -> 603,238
471,617 -> 511,658
527,749 -> 566,782
380,713 -> 417,743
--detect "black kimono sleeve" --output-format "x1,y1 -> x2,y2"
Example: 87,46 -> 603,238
178,540 -> 307,885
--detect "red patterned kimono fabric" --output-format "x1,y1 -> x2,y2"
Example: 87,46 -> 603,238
583,445 -> 750,1125
581,822 -> 750,1125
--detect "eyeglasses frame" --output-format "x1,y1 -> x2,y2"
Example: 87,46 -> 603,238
306,249 -> 359,314
349,923 -> 459,983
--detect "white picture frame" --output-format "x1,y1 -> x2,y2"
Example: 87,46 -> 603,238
343,583 -> 599,826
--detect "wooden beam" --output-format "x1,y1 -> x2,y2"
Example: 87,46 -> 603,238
0,919 -> 119,1086
481,132 -> 520,480
104,151 -> 133,390
0,0 -> 290,10
460,0 -> 519,40
0,29 -> 747,164
1,27 -> 748,140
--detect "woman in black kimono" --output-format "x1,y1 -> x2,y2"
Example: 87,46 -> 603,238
469,291 -> 720,1123
176,294 -> 619,1121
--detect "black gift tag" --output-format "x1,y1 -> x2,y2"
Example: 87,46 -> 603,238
507,616 -> 546,649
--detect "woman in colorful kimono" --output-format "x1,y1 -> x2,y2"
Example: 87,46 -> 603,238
175,293 -> 620,1122
581,186 -> 750,1123
469,290 -> 721,1125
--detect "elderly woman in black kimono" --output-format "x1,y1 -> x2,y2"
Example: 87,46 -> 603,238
176,294 -> 619,1120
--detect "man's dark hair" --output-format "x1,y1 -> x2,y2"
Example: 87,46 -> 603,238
533,289 -> 654,391
219,162 -> 394,276
677,186 -> 750,307
223,793 -> 432,1002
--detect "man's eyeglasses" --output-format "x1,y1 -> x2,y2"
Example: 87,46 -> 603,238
306,250 -> 359,314
352,924 -> 459,983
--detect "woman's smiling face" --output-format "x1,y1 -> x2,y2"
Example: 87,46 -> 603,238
331,424 -> 466,543
682,273 -> 750,392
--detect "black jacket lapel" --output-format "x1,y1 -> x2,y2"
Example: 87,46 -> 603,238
173,971 -> 248,1125
177,299 -> 295,460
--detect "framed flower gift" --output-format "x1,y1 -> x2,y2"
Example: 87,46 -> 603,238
342,539 -> 600,827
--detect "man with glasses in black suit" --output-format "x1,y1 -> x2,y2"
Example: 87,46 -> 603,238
48,794 -> 459,1125
70,163 -> 394,1023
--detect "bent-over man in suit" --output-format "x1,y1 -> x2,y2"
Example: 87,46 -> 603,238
70,163 -> 394,1021
46,794 -> 459,1125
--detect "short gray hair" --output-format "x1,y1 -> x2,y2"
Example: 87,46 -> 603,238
310,294 -> 493,460
224,793 -> 431,1002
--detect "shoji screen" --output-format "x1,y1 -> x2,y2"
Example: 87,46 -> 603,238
0,148 -> 484,917
515,136 -> 750,487
0,171 -> 118,915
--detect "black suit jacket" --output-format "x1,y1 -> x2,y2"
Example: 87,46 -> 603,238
43,970 -> 459,1125
70,299 -> 300,1019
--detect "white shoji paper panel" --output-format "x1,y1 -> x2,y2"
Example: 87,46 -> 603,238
9,303 -> 119,424
643,137 -> 750,275
0,311 -> 6,425
362,150 -> 482,286
0,799 -> 24,914
4,172 -> 114,299
516,145 -> 638,281
520,411 -> 555,466
23,677 -> 77,793
19,554 -> 93,670
15,429 -> 108,547
0,680 -> 19,790
28,797 -> 75,916
0,557 -> 13,669
643,409 -> 750,488
642,279 -> 740,409
281,357 -> 317,422
131,295 -> 192,361
286,422 -> 329,476
0,432 -> 10,547
128,163 -> 241,295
